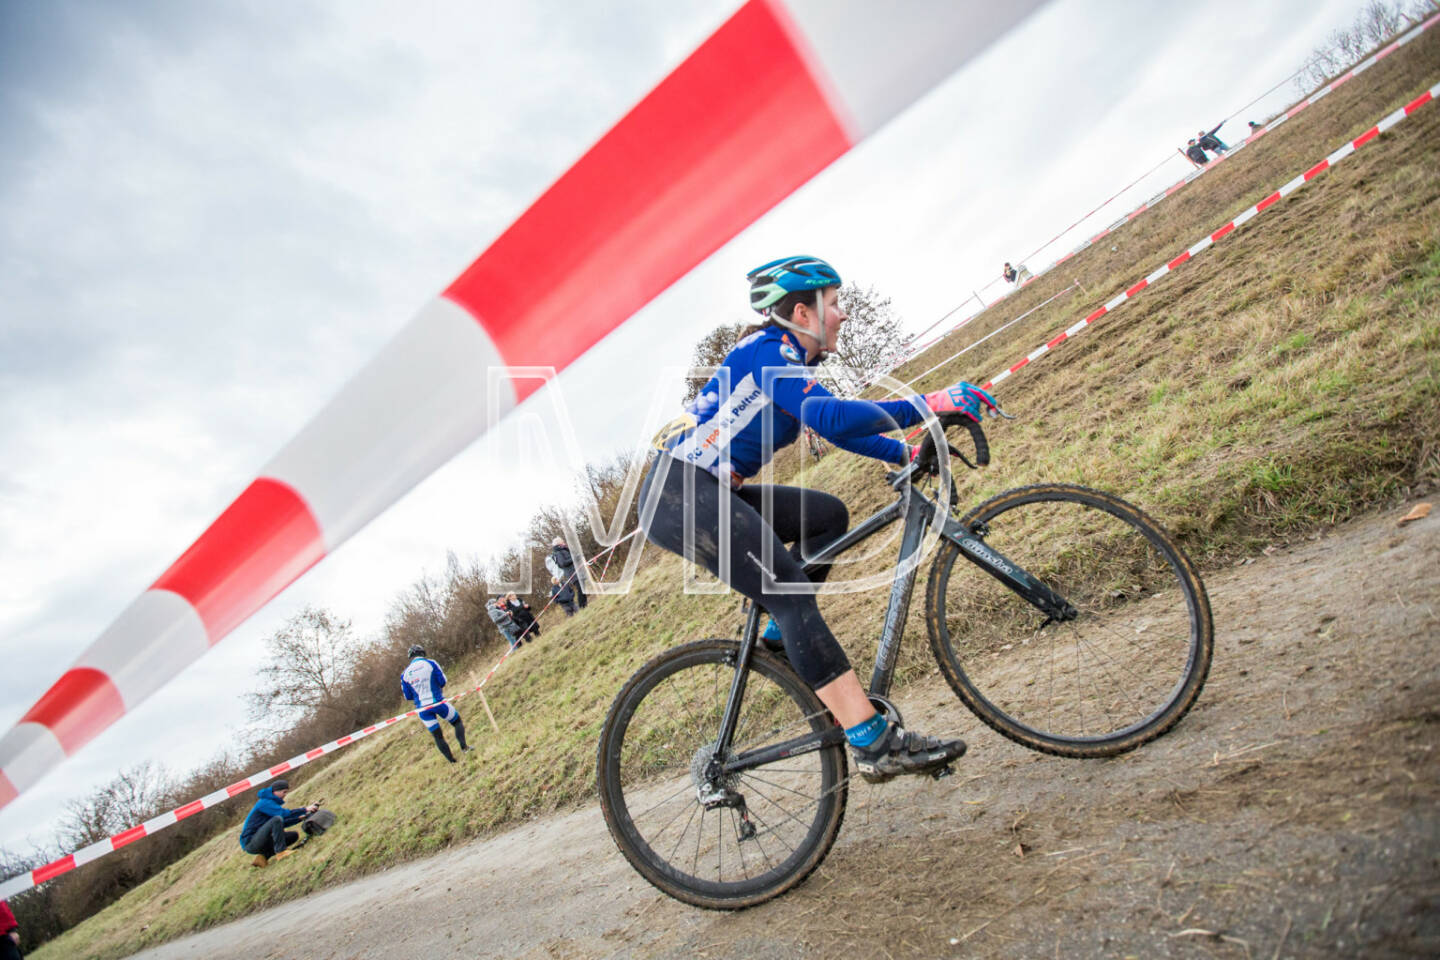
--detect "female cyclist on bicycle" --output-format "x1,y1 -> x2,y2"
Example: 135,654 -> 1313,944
639,255 -> 997,780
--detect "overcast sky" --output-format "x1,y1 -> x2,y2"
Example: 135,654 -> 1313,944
1,0 -> 1372,848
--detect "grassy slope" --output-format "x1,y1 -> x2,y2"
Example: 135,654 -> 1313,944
36,30 -> 1440,960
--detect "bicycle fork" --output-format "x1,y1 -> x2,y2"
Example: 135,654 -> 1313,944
942,517 -> 1078,623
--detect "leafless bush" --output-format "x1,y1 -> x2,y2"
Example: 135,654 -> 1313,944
58,761 -> 174,849
1296,0 -> 1432,93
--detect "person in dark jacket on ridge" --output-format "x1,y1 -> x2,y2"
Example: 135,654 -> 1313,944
239,780 -> 317,867
1184,139 -> 1209,165
550,538 -> 587,609
549,575 -> 578,616
1197,123 -> 1229,154
505,592 -> 539,642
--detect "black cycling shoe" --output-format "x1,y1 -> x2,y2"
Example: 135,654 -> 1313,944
850,724 -> 967,783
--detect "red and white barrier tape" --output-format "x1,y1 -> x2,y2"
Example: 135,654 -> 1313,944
899,281 -> 1080,390
1042,10 -> 1440,273
978,79 -> 1439,393
909,9 -> 1440,333
736,12 -> 1440,410
0,528 -> 640,898
0,698 -> 442,899
856,279 -> 1077,399
0,0 -> 1046,810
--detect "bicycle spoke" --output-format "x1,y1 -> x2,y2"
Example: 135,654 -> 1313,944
628,779 -> 697,826
743,774 -> 849,841
691,807 -> 705,877
745,806 -> 798,855
666,802 -> 701,867
738,770 -> 825,801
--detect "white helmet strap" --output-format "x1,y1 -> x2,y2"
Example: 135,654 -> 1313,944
770,289 -> 829,362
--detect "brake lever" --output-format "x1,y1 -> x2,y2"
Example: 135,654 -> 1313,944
949,445 -> 977,470
986,403 -> 1016,421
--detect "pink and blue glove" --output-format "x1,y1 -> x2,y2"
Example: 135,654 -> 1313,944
923,381 -> 998,423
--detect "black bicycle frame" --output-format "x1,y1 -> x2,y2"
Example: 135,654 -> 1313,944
717,474 -> 1074,777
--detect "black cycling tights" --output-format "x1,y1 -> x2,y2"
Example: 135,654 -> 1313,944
640,457 -> 852,689
430,716 -> 468,762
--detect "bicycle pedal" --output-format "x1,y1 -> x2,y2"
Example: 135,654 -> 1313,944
930,764 -> 955,781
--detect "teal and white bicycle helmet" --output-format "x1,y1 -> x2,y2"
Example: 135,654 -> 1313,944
747,256 -> 841,314
746,256 -> 841,359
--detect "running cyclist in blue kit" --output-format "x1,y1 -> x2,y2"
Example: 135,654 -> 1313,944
401,645 -> 472,763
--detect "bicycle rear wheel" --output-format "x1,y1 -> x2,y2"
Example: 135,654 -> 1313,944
596,639 -> 848,909
924,484 -> 1212,758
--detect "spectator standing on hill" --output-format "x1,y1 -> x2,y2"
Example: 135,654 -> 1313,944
239,779 -> 318,867
401,645 -> 472,762
550,538 -> 588,609
549,575 -> 578,616
1002,262 -> 1018,284
1198,123 -> 1229,154
1247,119 -> 1263,133
1184,139 -> 1209,165
486,596 -> 521,647
505,592 -> 540,642
0,899 -> 21,960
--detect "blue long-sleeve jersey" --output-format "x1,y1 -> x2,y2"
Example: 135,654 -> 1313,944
400,657 -> 447,708
669,326 -> 924,480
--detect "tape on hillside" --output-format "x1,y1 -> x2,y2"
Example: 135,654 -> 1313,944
0,530 -> 640,899
911,9 -> 1440,341
0,0 -> 1048,810
0,704 -> 425,900
977,80 -> 1440,393
1042,10 -> 1440,274
896,282 -> 1080,391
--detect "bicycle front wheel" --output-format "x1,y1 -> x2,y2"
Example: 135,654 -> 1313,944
925,484 -> 1213,758
596,639 -> 848,909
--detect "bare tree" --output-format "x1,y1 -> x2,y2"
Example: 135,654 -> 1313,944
245,606 -> 356,730
58,762 -> 173,849
683,321 -> 746,405
1296,1 -> 1420,92
1361,0 -> 1406,40
822,282 -> 906,395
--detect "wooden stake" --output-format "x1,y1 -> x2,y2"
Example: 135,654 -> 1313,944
477,689 -> 500,732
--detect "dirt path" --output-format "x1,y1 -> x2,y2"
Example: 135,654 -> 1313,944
131,507 -> 1440,960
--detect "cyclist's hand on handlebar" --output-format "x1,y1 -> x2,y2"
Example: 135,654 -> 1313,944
923,381 -> 998,423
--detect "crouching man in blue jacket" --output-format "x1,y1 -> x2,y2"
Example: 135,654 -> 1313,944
239,779 -> 317,867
